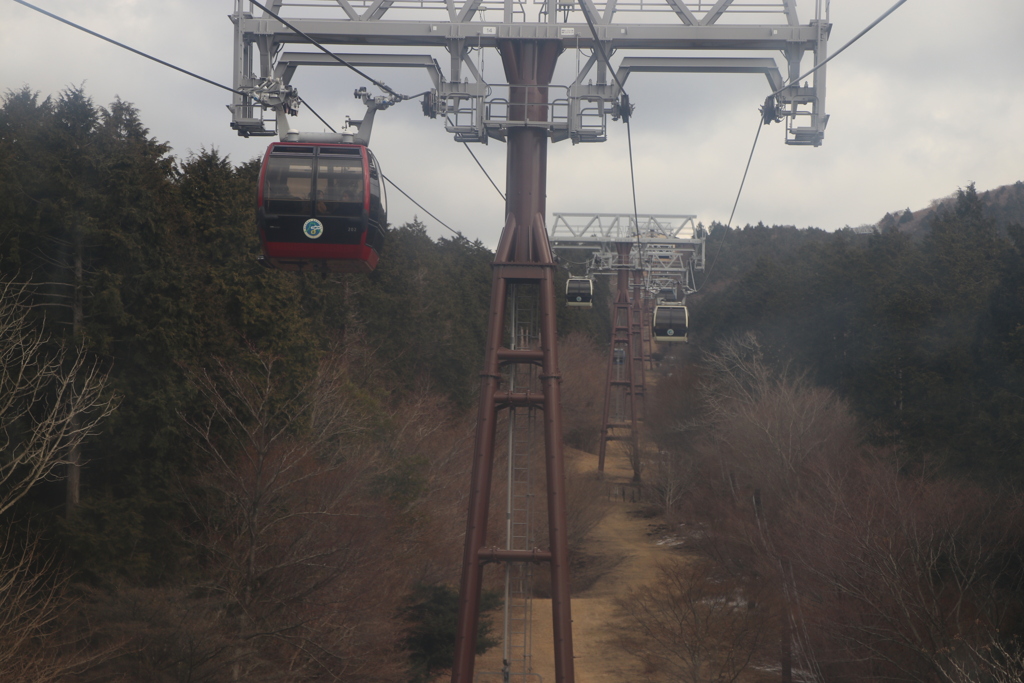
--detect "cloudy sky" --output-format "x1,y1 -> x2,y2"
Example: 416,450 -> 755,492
2,0 -> 1022,247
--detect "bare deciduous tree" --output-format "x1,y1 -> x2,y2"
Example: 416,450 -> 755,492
558,331 -> 607,452
940,635 -> 1024,683
0,534 -> 72,682
616,559 -> 770,683
0,280 -> 116,681
699,332 -> 860,505
679,333 -> 1024,683
0,281 -> 115,517
181,347 -> 411,681
781,463 -> 1024,682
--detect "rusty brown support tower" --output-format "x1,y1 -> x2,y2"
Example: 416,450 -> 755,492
597,243 -> 640,475
630,268 -> 648,420
451,40 -> 576,683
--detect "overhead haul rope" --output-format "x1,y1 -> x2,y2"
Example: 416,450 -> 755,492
445,116 -> 506,201
693,116 -> 763,294
380,173 -> 464,239
297,96 -> 337,133
771,0 -> 911,98
696,0 -> 913,293
576,1 -> 644,267
11,0 -> 260,103
10,1 -> 462,241
463,142 -> 505,202
464,141 -> 505,201
246,0 -> 429,103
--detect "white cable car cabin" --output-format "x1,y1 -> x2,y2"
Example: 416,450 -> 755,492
652,304 -> 689,343
565,278 -> 594,308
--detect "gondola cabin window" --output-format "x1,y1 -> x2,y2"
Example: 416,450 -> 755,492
317,156 -> 364,216
265,153 -> 314,216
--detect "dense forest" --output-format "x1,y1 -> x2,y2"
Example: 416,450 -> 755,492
2,84 -> 1024,682
0,85 -> 614,682
638,186 -> 1024,681
690,187 -> 1024,481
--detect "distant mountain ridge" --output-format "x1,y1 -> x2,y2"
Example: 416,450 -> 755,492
871,180 -> 1024,236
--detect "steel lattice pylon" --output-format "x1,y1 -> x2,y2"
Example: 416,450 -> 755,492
593,242 -> 638,479
551,215 -> 705,481
597,243 -> 640,476
631,267 -> 649,416
450,41 -> 575,683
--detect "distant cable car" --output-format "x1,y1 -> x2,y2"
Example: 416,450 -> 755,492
652,304 -> 689,343
565,278 -> 594,308
257,141 -> 387,273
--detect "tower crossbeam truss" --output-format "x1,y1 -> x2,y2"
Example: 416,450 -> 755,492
231,0 -> 832,145
550,213 -> 706,296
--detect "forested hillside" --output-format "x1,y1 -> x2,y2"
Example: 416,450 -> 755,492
4,84 -> 1024,682
632,190 -> 1024,681
0,85 -> 561,681
689,190 -> 1024,481
877,180 -> 1024,236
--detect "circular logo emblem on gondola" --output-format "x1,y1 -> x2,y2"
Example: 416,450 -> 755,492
303,218 -> 324,239
575,296 -> 582,302
667,329 -> 675,336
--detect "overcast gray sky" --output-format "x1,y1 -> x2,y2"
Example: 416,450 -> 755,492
3,0 -> 1022,247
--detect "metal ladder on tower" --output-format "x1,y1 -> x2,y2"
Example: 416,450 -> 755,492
488,284 -> 542,683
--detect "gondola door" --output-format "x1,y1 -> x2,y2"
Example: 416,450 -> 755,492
315,146 -> 375,269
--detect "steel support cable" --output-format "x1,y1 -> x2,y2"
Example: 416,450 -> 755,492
380,172 -> 463,239
11,2 -> 459,249
625,120 -> 643,265
699,0 -> 912,294
10,0 -> 349,136
771,0 -> 912,97
445,117 -> 505,201
297,96 -> 336,133
247,0 -> 416,102
465,142 -> 505,201
694,115 -> 763,294
576,1 -> 644,274
10,0 -> 260,103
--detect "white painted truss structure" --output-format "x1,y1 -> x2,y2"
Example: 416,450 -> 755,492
549,212 -> 706,295
231,0 -> 832,145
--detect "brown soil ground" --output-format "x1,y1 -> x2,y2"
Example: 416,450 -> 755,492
473,441 -> 673,682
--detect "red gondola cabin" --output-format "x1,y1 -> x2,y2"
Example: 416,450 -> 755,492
257,142 -> 387,273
